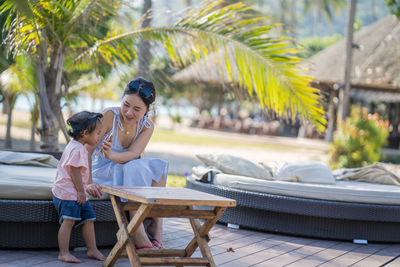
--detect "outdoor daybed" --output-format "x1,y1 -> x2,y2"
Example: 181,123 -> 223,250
187,154 -> 400,243
0,151 -> 117,248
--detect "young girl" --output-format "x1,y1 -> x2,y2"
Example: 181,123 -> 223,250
52,111 -> 105,263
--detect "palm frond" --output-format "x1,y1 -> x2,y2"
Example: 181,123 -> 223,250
75,0 -> 326,131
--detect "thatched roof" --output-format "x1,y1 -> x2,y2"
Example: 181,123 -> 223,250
171,46 -> 237,86
305,15 -> 400,88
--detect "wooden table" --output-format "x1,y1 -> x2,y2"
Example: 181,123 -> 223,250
101,186 -> 236,267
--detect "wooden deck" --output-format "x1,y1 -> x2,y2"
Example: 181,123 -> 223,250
1,218 -> 400,267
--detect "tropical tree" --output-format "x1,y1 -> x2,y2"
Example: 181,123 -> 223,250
1,0 -> 133,151
2,0 -> 326,151
0,55 -> 36,148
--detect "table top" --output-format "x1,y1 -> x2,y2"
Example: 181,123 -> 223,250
102,186 -> 236,207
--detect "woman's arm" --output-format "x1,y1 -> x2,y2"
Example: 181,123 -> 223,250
105,119 -> 154,164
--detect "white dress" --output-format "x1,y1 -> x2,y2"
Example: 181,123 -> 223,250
92,107 -> 168,187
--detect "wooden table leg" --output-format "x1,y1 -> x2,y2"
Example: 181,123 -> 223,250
184,207 -> 226,267
104,196 -> 151,267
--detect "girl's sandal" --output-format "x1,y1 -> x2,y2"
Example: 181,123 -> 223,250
151,238 -> 165,249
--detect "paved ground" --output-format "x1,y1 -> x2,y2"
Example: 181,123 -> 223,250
1,218 -> 400,267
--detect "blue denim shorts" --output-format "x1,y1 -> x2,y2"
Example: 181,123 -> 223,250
52,196 -> 96,227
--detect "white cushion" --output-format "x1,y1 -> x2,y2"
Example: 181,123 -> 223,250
0,151 -> 59,167
264,160 -> 335,184
0,164 -> 109,200
195,153 -> 272,180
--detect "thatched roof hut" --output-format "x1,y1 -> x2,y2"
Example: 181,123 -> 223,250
305,15 -> 400,93
171,46 -> 237,86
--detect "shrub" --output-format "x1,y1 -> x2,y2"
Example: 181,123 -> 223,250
329,106 -> 389,169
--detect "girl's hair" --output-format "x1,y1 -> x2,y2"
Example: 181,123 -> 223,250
67,111 -> 103,140
123,77 -> 156,109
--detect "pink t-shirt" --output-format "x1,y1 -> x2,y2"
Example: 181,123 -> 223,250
52,140 -> 90,201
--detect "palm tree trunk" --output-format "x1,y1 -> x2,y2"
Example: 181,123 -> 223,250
5,94 -> 17,149
325,88 -> 338,142
338,0 -> 357,121
138,0 -> 152,79
36,36 -> 59,152
58,112 -> 70,143
29,99 -> 39,151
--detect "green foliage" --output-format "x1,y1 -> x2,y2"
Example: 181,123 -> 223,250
329,107 -> 389,169
297,34 -> 342,58
385,0 -> 400,18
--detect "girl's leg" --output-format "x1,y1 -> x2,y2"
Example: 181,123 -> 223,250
58,219 -> 80,263
82,220 -> 105,261
148,175 -> 166,247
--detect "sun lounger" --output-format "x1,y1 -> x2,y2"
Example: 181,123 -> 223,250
188,154 -> 400,242
186,175 -> 400,242
0,151 -> 117,248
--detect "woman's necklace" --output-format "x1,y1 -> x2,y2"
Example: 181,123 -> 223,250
121,120 -> 136,135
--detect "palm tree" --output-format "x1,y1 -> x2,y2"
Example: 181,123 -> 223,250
138,0 -> 152,79
2,0 -> 326,151
0,56 -> 35,148
338,0 -> 357,121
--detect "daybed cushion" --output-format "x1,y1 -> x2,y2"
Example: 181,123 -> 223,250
209,173 -> 400,205
0,151 -> 59,168
265,160 -> 336,184
0,164 -> 108,200
196,153 -> 272,180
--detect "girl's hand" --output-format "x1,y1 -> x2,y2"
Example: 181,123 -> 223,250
86,183 -> 103,198
77,191 -> 86,205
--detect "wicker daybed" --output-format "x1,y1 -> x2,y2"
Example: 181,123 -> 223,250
0,151 -> 118,248
186,176 -> 400,243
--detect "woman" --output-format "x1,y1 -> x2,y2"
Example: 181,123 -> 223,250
86,77 -> 168,249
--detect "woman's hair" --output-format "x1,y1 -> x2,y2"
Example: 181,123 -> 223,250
123,77 -> 156,109
67,111 -> 103,140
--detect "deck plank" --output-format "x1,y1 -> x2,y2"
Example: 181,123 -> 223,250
0,218 -> 399,267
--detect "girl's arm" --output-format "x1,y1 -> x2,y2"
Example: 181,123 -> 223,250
104,119 -> 154,164
70,166 -> 86,204
85,109 -> 114,198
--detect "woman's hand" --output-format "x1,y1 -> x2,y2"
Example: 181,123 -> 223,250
77,191 -> 86,205
101,135 -> 113,160
86,183 -> 103,199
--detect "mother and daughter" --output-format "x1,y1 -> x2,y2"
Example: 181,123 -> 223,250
52,77 -> 168,263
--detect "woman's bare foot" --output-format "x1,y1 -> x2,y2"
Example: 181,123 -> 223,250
58,252 -> 80,263
87,249 -> 106,261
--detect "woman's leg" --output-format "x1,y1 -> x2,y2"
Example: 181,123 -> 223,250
129,211 -> 155,248
57,219 -> 80,263
147,174 -> 166,247
82,220 -> 105,261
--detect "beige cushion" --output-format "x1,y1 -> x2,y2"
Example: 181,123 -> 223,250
263,160 -> 335,184
0,151 -> 59,168
0,164 -> 109,200
204,173 -> 400,205
195,153 -> 272,180
333,162 -> 400,186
